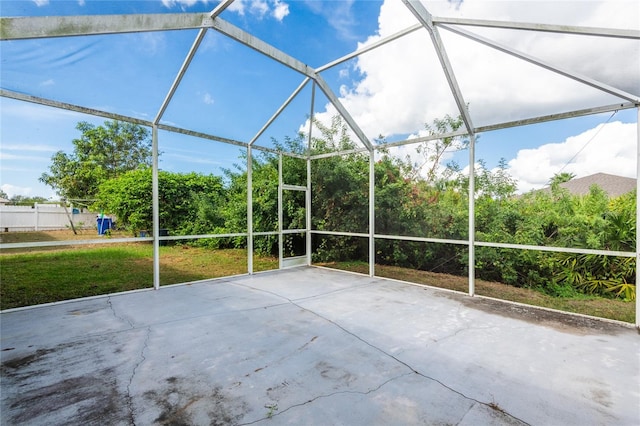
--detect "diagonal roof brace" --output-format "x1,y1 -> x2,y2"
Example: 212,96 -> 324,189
432,16 -> 640,40
402,0 -> 475,135
209,18 -> 315,78
440,24 -> 640,104
210,0 -> 236,19
249,77 -> 312,146
207,17 -> 373,151
313,75 -> 374,152
155,1 -> 237,124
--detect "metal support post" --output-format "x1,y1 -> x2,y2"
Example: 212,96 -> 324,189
306,157 -> 312,266
369,151 -> 376,277
278,154 -> 283,269
247,146 -> 253,274
152,125 -> 160,290
306,83 -> 315,266
468,133 -> 476,296
636,107 -> 640,328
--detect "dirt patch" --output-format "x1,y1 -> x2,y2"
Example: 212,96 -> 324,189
143,376 -> 248,425
2,348 -> 127,426
1,348 -> 56,370
1,334 -> 143,425
443,292 -> 636,336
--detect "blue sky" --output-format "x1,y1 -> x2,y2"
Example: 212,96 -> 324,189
1,0 -> 638,198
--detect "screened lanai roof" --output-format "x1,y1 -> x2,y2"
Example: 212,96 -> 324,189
1,0 -> 639,158
1,1 -> 640,325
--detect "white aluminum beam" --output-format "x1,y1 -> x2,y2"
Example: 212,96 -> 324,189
210,15 -> 376,157
468,133 -> 476,296
247,146 -> 254,274
374,234 -> 469,246
311,230 -> 370,238
476,241 -> 635,258
440,24 -> 640,104
310,147 -> 369,160
159,232 -> 247,240
476,102 -> 638,133
210,0 -> 236,19
636,107 -> 640,327
433,16 -> 640,40
0,13 -> 212,40
306,84 -> 315,266
369,152 -> 375,277
249,77 -> 311,146
0,237 -> 151,250
282,184 -> 307,191
0,89 -> 153,126
378,128 -> 469,150
317,23 -> 423,73
313,75 -> 373,151
155,28 -> 207,124
209,18 -> 315,78
152,125 -> 160,290
156,124 -> 247,148
402,0 -> 475,134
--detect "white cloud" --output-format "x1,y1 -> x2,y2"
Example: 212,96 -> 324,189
1,184 -> 34,198
133,32 -> 166,55
162,0 -> 201,8
202,92 -> 215,105
1,144 -> 57,152
164,153 -> 222,165
249,0 -> 269,18
33,0 -> 49,6
40,79 -> 55,87
0,152 -> 50,162
163,0 -> 289,20
272,0 -> 289,21
507,121 -> 637,193
314,0 -> 639,140
1,101 -> 85,122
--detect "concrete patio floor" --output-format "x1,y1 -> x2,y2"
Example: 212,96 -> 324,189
1,266 -> 638,425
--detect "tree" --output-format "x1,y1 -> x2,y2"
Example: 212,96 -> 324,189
409,113 -> 469,182
94,168 -> 225,235
40,120 -> 151,199
549,172 -> 575,190
8,195 -> 49,206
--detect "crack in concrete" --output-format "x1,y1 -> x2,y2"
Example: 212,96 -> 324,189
231,279 -> 375,305
239,284 -> 532,426
107,296 -> 134,329
238,372 -> 414,425
126,326 -> 151,426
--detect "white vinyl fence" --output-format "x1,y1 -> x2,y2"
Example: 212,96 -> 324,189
0,204 -> 98,232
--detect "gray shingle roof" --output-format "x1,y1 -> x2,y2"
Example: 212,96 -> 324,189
554,173 -> 636,198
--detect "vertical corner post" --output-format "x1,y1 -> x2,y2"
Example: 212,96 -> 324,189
152,125 -> 160,290
247,146 -> 253,274
468,133 -> 476,296
369,151 -> 376,277
278,154 -> 283,270
306,83 -> 316,267
635,107 -> 640,328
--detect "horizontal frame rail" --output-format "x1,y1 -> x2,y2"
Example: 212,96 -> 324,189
311,230 -> 370,238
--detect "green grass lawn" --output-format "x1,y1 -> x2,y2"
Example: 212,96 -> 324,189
1,231 -> 635,324
1,243 -> 277,310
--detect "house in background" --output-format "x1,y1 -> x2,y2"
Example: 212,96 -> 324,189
542,173 -> 636,198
